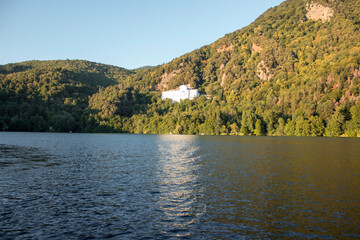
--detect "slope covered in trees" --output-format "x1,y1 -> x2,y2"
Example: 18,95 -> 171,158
0,60 -> 134,132
1,0 -> 360,136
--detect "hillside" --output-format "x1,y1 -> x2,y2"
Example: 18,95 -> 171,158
1,0 -> 360,136
0,60 -> 135,131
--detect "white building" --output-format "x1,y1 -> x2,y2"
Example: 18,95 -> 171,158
161,85 -> 200,102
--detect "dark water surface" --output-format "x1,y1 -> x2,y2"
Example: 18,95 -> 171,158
0,132 -> 359,239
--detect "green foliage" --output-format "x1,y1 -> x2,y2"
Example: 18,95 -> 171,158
325,111 -> 344,137
275,117 -> 286,136
254,119 -> 263,136
308,116 -> 325,136
344,103 -> 360,137
284,119 -> 296,136
1,0 -> 360,137
0,60 -> 134,132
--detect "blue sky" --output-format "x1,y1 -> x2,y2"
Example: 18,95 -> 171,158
0,0 -> 284,69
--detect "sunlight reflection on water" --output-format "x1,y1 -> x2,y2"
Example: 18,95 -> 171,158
155,135 -> 205,238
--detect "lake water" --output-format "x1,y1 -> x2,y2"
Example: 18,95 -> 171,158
0,132 -> 359,239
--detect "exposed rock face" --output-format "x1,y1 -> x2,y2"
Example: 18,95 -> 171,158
306,2 -> 334,22
352,68 -> 360,78
217,44 -> 233,53
221,73 -> 226,86
252,43 -> 263,53
256,61 -> 273,81
156,69 -> 180,90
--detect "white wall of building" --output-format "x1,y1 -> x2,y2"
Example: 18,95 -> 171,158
161,85 -> 200,102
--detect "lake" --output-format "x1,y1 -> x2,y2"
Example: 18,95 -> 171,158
0,132 -> 359,239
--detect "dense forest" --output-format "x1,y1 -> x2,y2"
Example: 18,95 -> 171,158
1,0 -> 360,137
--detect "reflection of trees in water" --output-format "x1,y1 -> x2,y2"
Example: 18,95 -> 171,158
155,135 -> 205,236
0,144 -> 58,171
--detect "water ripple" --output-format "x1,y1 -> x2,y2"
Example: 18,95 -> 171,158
0,133 -> 359,239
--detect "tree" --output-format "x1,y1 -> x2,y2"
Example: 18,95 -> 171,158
284,119 -> 295,136
31,115 -> 47,132
240,110 -> 255,135
308,116 -> 325,136
325,111 -> 344,137
275,117 -> 285,136
254,119 -> 263,136
51,112 -> 76,132
220,125 -> 228,135
173,123 -> 183,134
230,122 -> 239,135
344,104 -> 360,137
295,116 -> 310,136
263,110 -> 275,135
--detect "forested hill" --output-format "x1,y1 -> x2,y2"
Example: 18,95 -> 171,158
0,60 -> 136,132
1,0 -> 360,136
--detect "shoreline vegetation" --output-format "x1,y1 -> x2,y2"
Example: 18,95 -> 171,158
1,131 -> 359,138
1,0 -> 360,137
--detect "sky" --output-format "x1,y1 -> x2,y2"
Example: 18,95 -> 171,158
0,0 -> 284,69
